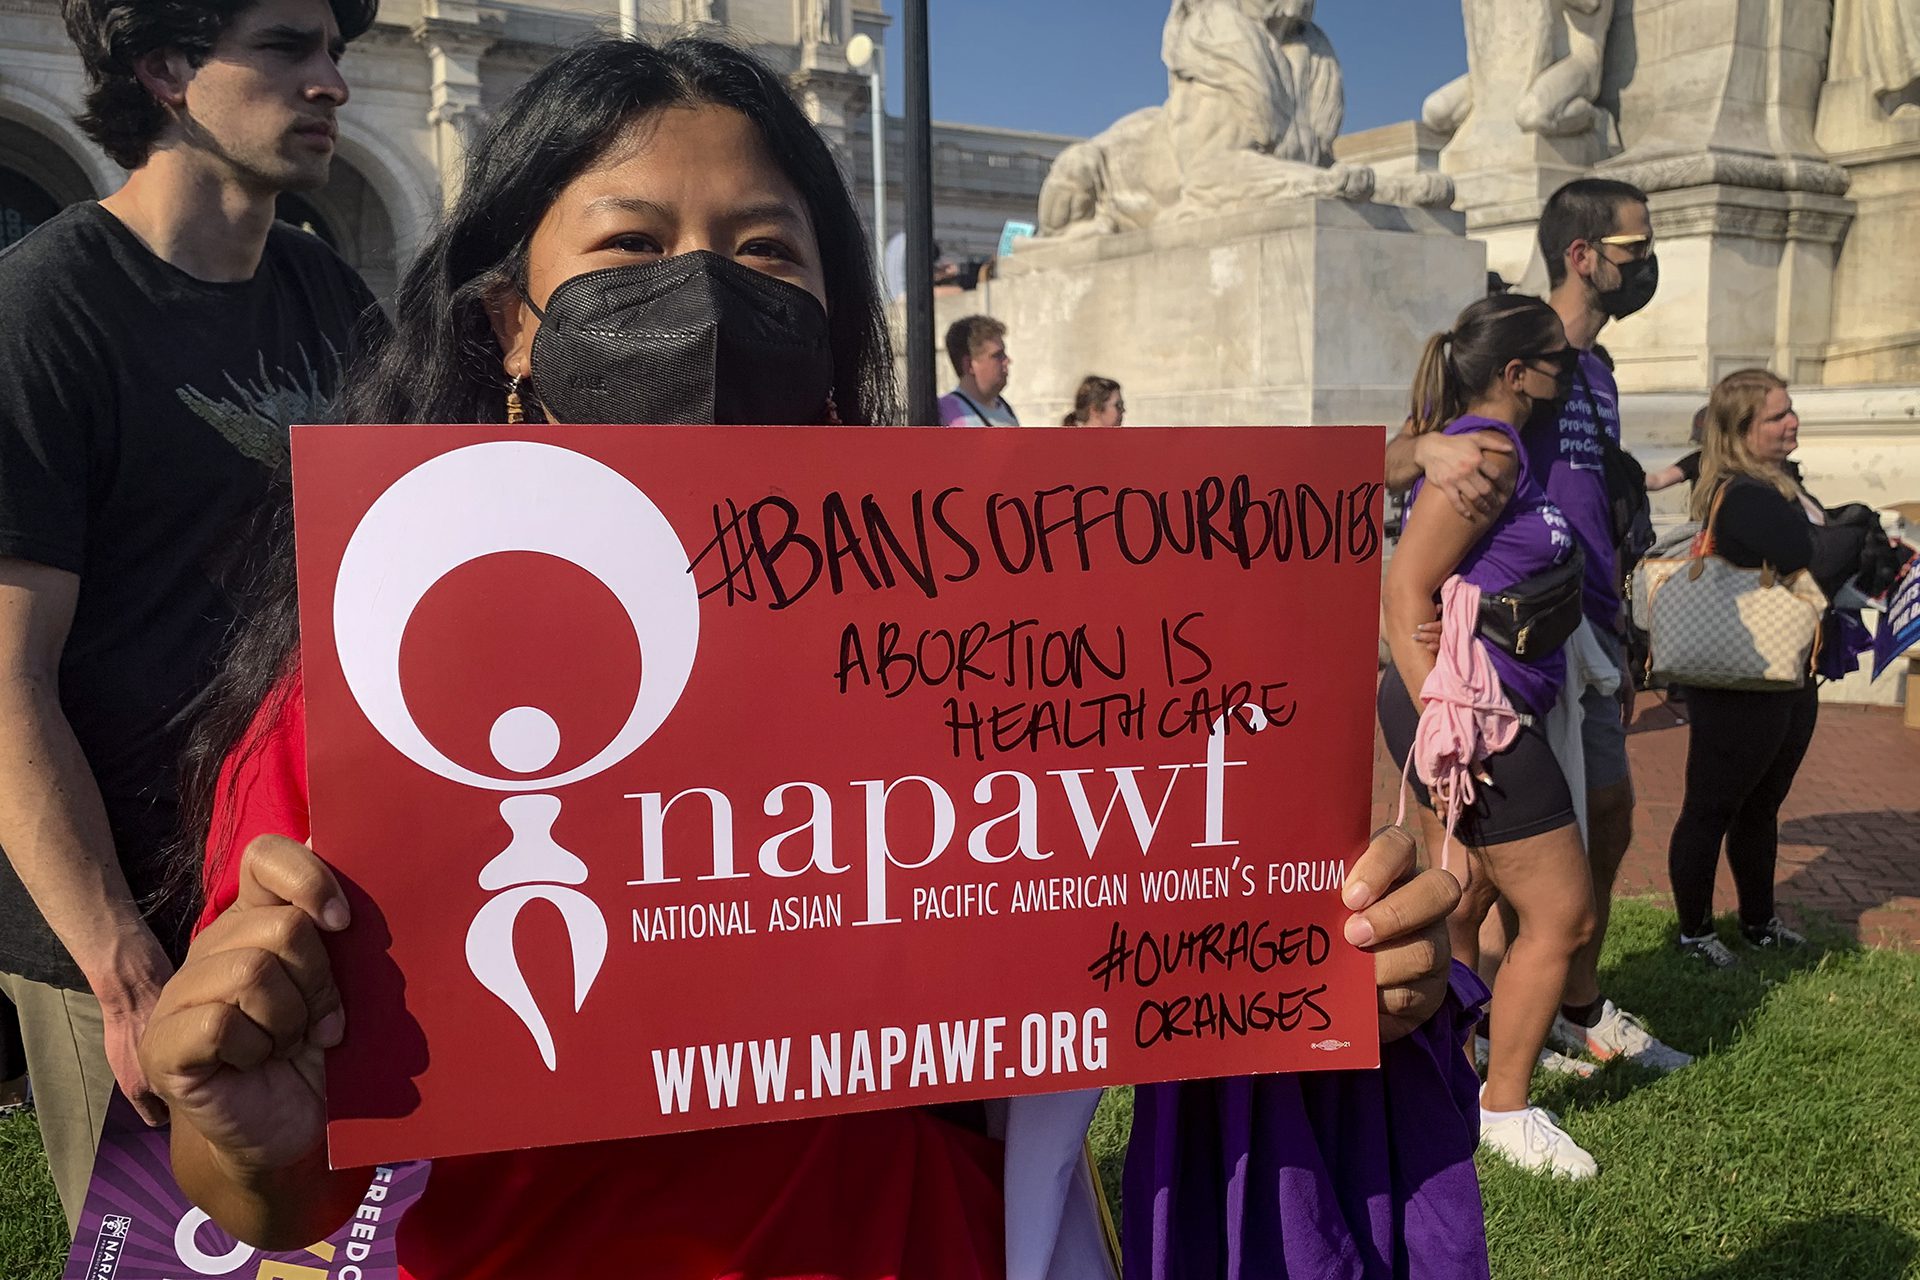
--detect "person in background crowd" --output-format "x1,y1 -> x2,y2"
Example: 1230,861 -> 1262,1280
939,315 -> 1021,426
1375,293 -> 1598,1181
1061,375 -> 1125,426
1386,177 -> 1691,1077
138,38 -> 1465,1274
1645,407 -> 1708,494
1648,406 -> 1812,498
1667,371 -> 1869,966
0,0 -> 380,1231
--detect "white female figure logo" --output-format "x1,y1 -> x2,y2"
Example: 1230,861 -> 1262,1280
332,440 -> 699,1069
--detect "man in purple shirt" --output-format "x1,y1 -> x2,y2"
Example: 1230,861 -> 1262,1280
1386,178 -> 1690,1076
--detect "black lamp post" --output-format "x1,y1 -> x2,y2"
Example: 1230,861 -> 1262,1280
902,0 -> 936,426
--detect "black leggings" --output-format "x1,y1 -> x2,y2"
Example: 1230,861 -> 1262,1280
1667,684 -> 1818,936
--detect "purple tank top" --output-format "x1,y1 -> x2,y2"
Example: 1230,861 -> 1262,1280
1413,415 -> 1575,715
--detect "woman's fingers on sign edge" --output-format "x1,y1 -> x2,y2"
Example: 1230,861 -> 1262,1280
236,834 -> 350,932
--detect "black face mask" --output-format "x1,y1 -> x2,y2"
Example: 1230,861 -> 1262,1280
524,250 -> 835,425
1525,347 -> 1580,402
1598,252 -> 1659,320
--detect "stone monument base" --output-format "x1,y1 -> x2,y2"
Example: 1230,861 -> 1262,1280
926,199 -> 1487,430
1594,178 -> 1855,393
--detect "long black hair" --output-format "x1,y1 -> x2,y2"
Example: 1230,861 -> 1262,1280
169,35 -> 897,914
346,34 -> 895,428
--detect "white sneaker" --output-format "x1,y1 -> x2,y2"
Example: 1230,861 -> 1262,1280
1536,1043 -> 1598,1078
1551,1000 -> 1693,1072
1473,1034 -> 1597,1078
1479,1102 -> 1598,1179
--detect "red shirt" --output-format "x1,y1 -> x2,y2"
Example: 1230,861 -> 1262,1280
199,673 -> 1005,1280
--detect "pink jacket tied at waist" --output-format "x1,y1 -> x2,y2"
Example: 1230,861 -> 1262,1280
1397,574 -> 1522,873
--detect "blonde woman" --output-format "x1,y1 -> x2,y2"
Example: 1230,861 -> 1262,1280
1668,370 -> 1859,965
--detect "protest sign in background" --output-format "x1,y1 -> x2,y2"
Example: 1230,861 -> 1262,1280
62,1095 -> 426,1280
292,425 -> 1387,1167
1873,555 -> 1920,678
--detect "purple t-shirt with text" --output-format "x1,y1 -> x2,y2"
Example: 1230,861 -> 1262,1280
1414,414 -> 1576,715
1525,348 -> 1621,629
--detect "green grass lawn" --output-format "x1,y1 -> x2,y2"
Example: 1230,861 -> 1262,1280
5,898 -> 1917,1278
0,1098 -> 63,1280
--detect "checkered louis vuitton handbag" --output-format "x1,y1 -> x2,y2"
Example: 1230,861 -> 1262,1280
1644,486 -> 1827,690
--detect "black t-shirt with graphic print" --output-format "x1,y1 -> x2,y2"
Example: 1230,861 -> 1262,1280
0,201 -> 380,988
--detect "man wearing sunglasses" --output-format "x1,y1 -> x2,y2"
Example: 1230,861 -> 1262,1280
1386,177 -> 1689,1079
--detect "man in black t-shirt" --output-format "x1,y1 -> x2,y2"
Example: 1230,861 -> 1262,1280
0,0 -> 380,1230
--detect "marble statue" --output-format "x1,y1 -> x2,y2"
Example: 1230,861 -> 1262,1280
1038,0 -> 1449,238
804,0 -> 837,46
1834,0 -> 1920,116
1422,0 -> 1615,142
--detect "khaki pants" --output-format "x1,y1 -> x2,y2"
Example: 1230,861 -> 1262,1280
0,969 -> 113,1238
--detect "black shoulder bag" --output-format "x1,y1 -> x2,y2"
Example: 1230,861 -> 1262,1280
1477,544 -> 1587,662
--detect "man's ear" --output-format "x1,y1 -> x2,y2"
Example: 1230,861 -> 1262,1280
132,47 -> 195,113
1565,238 -> 1595,285
485,284 -> 536,382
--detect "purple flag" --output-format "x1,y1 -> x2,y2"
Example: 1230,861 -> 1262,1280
62,1095 -> 428,1280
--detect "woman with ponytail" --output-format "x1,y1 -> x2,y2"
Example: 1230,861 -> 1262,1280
1378,293 -> 1603,1179
1061,375 -> 1124,426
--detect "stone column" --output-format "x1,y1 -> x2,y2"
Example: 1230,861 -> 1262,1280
1591,0 -> 1855,390
791,8 -> 866,180
1616,186 -> 1852,389
414,2 -> 496,208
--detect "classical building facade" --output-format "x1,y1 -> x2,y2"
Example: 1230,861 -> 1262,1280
0,0 -> 1073,297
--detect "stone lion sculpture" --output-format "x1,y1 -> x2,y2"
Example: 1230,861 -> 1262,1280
1038,0 -> 1451,238
1423,0 -> 1616,142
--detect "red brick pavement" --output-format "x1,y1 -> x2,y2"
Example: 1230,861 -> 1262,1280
1371,696 -> 1920,949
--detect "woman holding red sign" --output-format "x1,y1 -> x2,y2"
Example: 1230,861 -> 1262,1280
137,36 -> 1462,1279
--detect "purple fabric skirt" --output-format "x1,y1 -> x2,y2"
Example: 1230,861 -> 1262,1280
1121,962 -> 1491,1280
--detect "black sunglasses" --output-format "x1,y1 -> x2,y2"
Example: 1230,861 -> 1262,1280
1523,348 -> 1581,379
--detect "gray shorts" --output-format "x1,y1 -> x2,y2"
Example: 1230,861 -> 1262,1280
1579,626 -> 1633,793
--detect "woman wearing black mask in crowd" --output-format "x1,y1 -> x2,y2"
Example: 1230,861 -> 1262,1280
135,36 -> 1459,1279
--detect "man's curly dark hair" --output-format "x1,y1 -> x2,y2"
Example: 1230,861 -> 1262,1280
62,0 -> 379,169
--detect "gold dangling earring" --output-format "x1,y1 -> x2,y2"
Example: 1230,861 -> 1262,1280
506,374 -> 527,425
823,389 -> 842,425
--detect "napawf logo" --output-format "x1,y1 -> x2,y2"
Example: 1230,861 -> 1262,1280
87,1214 -> 131,1279
1310,1038 -> 1352,1052
332,441 -> 699,1071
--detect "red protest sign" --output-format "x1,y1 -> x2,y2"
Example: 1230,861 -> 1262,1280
292,425 -> 1387,1167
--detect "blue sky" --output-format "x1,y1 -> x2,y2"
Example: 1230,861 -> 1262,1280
878,0 -> 1468,139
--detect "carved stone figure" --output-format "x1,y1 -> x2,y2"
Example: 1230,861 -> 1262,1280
1039,0 -> 1448,238
1422,0 -> 1615,143
803,0 -> 837,46
1834,0 -> 1920,116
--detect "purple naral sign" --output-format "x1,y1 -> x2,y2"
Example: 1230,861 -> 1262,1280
63,1095 -> 429,1280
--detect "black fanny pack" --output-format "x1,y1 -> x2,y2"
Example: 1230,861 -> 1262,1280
1477,545 -> 1586,662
